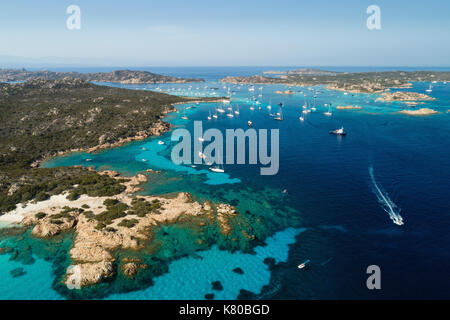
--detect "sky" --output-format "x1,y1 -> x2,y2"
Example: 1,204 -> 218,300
0,0 -> 449,67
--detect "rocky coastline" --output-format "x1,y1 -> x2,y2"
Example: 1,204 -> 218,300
29,97 -> 224,169
8,170 -> 241,288
376,91 -> 435,102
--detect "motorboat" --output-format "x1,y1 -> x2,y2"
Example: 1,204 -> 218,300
329,126 -> 347,136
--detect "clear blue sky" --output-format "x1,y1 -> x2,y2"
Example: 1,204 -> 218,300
0,0 -> 449,66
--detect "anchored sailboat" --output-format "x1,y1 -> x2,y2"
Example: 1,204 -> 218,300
324,103 -> 332,116
209,151 -> 225,173
274,107 -> 283,121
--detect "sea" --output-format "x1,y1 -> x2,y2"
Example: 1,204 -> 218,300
1,66 -> 450,299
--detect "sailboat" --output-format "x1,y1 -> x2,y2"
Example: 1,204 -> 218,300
198,151 -> 207,160
426,84 -> 433,93
234,106 -> 240,115
248,120 -> 253,127
274,107 -> 283,121
227,108 -> 234,118
311,96 -> 317,111
324,103 -> 332,116
299,116 -> 304,122
213,109 -> 218,119
209,152 -> 225,173
181,107 -> 188,120
207,110 -> 212,120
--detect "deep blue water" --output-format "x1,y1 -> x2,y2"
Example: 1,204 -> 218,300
2,67 -> 450,299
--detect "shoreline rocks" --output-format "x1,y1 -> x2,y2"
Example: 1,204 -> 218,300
398,108 -> 439,116
336,105 -> 362,110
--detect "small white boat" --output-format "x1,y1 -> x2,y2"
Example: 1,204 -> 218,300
198,152 -> 206,159
181,116 -> 188,120
86,158 -> 92,162
210,167 -> 225,173
299,116 -> 304,122
248,120 -> 253,127
198,137 -> 205,142
158,141 -> 164,145
274,108 -> 283,121
227,113 -> 234,118
298,259 -> 311,269
217,108 -> 225,113
249,106 -> 255,110
213,114 -> 218,119
426,84 -> 433,93
141,147 -> 147,151
329,126 -> 347,136
142,159 -> 148,162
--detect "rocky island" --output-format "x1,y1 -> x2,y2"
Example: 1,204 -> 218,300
336,105 -> 363,110
222,70 -> 450,94
0,69 -> 205,84
398,108 -> 439,116
376,91 -> 435,102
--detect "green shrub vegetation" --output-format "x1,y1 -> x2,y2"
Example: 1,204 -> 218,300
128,198 -> 162,217
94,199 -> 129,225
35,212 -> 47,219
0,78 -> 206,215
118,218 -> 139,228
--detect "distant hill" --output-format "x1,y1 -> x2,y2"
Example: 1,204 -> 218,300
224,70 -> 450,93
264,68 -> 340,76
0,69 -> 205,84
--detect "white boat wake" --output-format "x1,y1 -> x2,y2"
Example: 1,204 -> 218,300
369,166 -> 404,226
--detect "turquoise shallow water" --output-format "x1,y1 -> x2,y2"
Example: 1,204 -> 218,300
0,227 -> 303,300
2,67 -> 450,299
106,227 -> 304,300
0,254 -> 63,300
